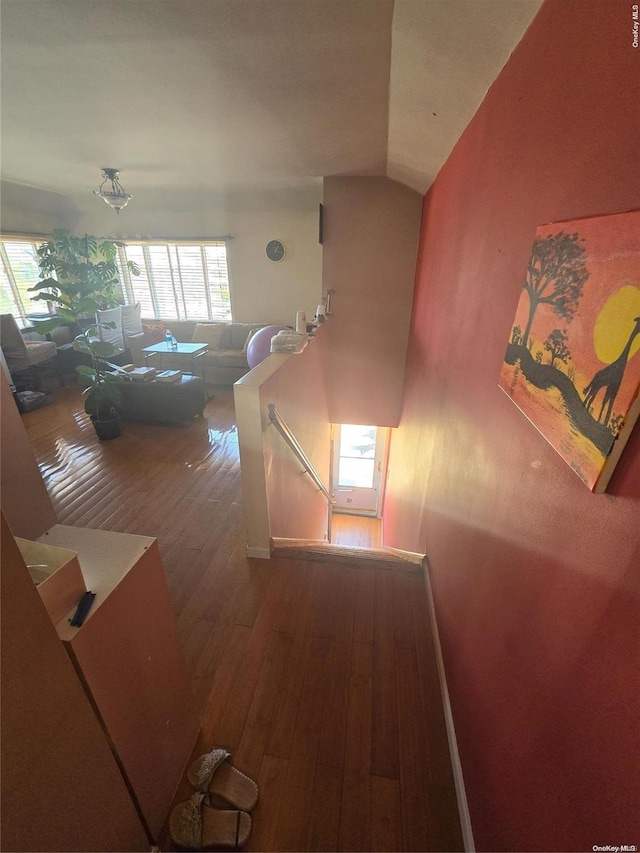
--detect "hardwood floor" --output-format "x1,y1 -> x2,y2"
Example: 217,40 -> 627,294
331,513 -> 382,549
23,386 -> 463,852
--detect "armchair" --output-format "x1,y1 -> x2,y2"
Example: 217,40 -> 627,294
0,313 -> 57,387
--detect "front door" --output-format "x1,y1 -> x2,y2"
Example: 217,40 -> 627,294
331,424 -> 388,515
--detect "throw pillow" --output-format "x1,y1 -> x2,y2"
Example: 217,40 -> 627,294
192,323 -> 225,350
96,306 -> 124,350
242,328 -> 259,353
142,322 -> 166,344
121,302 -> 143,337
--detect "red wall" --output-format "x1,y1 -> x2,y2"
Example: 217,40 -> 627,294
384,1 -> 640,850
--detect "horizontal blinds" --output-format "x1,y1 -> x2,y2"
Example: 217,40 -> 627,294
173,246 -> 207,320
1,237 -> 232,324
117,240 -> 231,322
0,240 -> 48,319
117,246 -> 156,317
147,245 -> 181,319
204,245 -> 232,320
0,249 -> 23,318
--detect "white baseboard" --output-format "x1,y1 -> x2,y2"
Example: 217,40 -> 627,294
245,546 -> 272,559
423,561 -> 476,852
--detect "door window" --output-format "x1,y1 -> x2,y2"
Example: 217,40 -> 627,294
332,424 -> 388,515
337,425 -> 377,487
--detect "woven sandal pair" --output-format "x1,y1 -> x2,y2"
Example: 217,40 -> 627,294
170,748 -> 259,850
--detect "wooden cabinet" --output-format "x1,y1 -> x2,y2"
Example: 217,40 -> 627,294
37,524 -> 200,839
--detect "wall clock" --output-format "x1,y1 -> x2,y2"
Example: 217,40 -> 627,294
266,239 -> 286,262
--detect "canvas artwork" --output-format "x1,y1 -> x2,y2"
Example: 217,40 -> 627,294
499,209 -> 640,492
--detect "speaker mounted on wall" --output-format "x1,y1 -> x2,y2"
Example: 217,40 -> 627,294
318,203 -> 324,245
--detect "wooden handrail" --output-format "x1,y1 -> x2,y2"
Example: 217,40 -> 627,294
267,404 -> 334,504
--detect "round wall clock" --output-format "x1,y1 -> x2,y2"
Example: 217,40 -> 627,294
266,239 -> 286,262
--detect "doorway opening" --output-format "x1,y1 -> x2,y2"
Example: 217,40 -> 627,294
329,423 -> 389,547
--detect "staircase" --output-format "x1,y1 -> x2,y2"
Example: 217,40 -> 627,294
271,538 -> 425,572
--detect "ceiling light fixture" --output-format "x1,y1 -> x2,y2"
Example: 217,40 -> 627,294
93,168 -> 132,214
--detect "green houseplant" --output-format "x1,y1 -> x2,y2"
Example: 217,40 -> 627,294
74,323 -> 131,440
28,230 -> 140,335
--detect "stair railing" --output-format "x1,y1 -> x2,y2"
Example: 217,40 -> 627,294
267,404 -> 335,505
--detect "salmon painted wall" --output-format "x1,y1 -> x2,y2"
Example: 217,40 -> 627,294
261,328 -> 331,541
384,1 -> 640,850
235,328 -> 331,552
322,176 -> 422,427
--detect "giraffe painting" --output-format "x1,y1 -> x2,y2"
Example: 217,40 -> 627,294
499,209 -> 640,492
583,316 -> 640,427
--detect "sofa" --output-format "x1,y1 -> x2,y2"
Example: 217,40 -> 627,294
126,321 -> 267,386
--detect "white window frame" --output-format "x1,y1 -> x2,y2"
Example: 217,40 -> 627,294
116,239 -> 234,322
0,236 -> 51,320
0,235 -> 234,324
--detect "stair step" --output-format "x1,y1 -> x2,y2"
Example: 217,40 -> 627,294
270,538 -> 424,572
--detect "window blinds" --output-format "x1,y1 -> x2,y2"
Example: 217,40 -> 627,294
116,241 -> 232,322
0,240 -> 46,319
0,237 -> 233,323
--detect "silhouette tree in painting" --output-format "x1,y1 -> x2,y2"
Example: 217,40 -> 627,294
544,328 -> 571,368
522,231 -> 589,348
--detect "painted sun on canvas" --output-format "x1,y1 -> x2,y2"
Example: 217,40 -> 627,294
499,209 -> 640,492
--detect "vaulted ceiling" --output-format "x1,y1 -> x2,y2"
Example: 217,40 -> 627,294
1,0 -> 542,216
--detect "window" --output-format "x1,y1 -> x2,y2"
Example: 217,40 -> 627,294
0,237 -> 232,323
116,241 -> 232,322
336,425 -> 377,488
0,238 -> 48,320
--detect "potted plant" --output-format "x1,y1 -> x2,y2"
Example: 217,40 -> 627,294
27,229 -> 140,335
74,323 -> 131,440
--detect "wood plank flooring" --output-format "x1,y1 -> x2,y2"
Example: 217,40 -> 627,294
331,514 -> 382,549
22,386 -> 462,852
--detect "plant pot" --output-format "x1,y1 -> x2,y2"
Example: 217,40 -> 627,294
90,413 -> 121,441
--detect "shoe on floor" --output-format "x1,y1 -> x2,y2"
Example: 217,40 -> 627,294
187,748 -> 259,812
170,791 -> 251,849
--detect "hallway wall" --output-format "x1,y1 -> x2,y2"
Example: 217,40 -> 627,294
322,176 -> 422,427
383,0 -> 640,849
235,328 -> 331,553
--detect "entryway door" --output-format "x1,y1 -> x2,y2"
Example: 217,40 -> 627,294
331,424 -> 388,516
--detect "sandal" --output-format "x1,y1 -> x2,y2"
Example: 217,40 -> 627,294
169,791 -> 251,849
187,748 -> 258,812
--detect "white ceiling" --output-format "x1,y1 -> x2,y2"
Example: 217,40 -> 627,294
0,0 -> 542,215
388,0 -> 543,193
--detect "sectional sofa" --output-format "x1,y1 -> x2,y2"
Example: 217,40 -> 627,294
127,320 -> 266,386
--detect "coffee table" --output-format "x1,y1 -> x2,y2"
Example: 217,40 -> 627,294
142,342 -> 208,387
